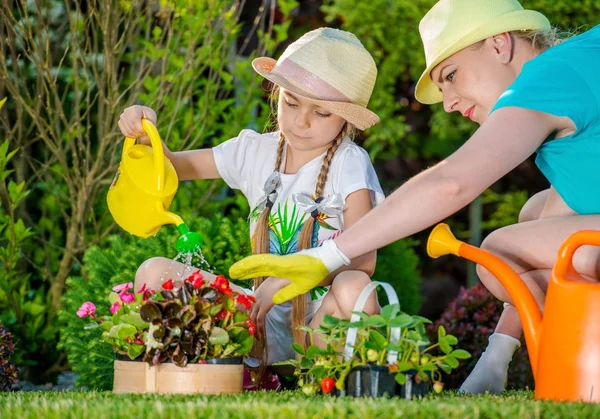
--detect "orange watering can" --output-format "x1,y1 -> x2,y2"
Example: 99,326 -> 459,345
428,223 -> 600,403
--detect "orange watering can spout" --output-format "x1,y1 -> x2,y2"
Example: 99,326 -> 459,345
427,223 -> 543,378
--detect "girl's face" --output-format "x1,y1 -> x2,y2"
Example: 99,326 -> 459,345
277,89 -> 346,153
430,35 -> 518,125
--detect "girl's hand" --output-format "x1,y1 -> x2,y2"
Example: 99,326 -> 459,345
250,276 -> 290,339
118,105 -> 157,143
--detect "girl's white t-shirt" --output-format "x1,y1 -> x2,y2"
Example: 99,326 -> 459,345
213,129 -> 385,252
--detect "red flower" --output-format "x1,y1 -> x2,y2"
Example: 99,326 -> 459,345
236,294 -> 255,310
162,279 -> 174,290
245,319 -> 256,336
185,271 -> 205,289
211,275 -> 232,296
215,308 -> 228,321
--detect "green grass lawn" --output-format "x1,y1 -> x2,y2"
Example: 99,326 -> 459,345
1,390 -> 599,418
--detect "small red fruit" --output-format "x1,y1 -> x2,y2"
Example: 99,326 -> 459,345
321,377 -> 335,394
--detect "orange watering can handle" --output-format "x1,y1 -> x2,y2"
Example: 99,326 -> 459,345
554,230 -> 600,279
122,119 -> 166,191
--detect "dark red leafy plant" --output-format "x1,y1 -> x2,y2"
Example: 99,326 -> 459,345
140,273 -> 255,367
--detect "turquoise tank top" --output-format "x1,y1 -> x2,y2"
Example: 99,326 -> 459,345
491,25 -> 600,215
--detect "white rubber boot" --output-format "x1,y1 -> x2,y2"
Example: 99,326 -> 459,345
458,332 -> 521,394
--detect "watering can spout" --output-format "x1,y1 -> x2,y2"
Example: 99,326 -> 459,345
157,205 -> 203,254
427,223 -> 543,377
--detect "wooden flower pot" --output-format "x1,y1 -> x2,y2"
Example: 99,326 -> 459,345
113,357 -> 243,394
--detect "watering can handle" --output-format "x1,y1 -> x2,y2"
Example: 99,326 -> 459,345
343,281 -> 400,365
122,119 -> 166,191
554,230 -> 600,279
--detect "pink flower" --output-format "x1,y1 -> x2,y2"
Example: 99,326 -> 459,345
138,283 -> 155,301
119,292 -> 135,303
76,302 -> 96,318
110,302 -> 121,315
112,282 -> 133,293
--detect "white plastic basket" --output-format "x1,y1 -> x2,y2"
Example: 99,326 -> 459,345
342,281 -> 400,364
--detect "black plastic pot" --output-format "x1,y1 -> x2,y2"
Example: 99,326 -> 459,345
346,365 -> 397,397
397,370 -> 430,399
204,356 -> 243,365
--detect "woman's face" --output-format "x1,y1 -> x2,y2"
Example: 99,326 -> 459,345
430,34 -> 519,125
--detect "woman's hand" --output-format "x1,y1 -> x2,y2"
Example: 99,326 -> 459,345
230,240 -> 350,304
117,105 -> 157,143
250,276 -> 290,339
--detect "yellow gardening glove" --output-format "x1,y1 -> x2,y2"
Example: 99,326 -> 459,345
229,240 -> 351,304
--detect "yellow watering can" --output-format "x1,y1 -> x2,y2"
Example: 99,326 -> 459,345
107,119 -> 202,253
428,223 -> 600,403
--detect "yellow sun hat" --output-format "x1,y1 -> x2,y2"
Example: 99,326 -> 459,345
415,0 -> 550,105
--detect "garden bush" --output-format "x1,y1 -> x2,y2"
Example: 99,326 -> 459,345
372,238 -> 422,314
58,214 -> 251,390
428,283 -> 534,390
0,321 -> 17,392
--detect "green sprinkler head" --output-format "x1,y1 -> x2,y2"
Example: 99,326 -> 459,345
176,223 -> 204,254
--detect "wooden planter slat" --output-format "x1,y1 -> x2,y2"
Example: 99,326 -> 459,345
113,360 -> 243,394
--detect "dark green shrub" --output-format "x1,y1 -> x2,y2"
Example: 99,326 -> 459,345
427,284 -> 534,390
372,238 -> 422,315
0,321 -> 17,392
58,215 -> 251,390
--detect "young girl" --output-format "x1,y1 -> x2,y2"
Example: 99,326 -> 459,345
229,0 -> 600,394
118,27 -> 384,387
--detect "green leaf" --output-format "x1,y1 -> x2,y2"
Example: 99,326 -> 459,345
321,314 -> 340,329
306,345 -> 321,360
209,327 -> 229,346
450,349 -> 471,360
369,330 -> 387,350
209,304 -> 223,316
389,314 -> 414,328
437,325 -> 446,339
291,343 -> 305,356
439,363 -> 452,374
396,361 -> 413,372
380,304 -> 400,322
237,336 -> 254,354
0,97 -> 6,110
445,355 -> 459,369
364,315 -> 387,328
234,311 -> 249,323
439,337 -> 452,354
108,292 -> 120,305
446,335 -> 458,345
127,344 -> 144,360
120,312 -> 149,330
116,324 -> 137,339
395,373 -> 407,385
299,357 -> 313,369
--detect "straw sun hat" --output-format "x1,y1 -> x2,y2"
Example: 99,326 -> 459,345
415,0 -> 551,104
252,27 -> 379,130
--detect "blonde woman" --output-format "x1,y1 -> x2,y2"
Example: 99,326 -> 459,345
119,28 -> 384,389
230,0 -> 600,394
